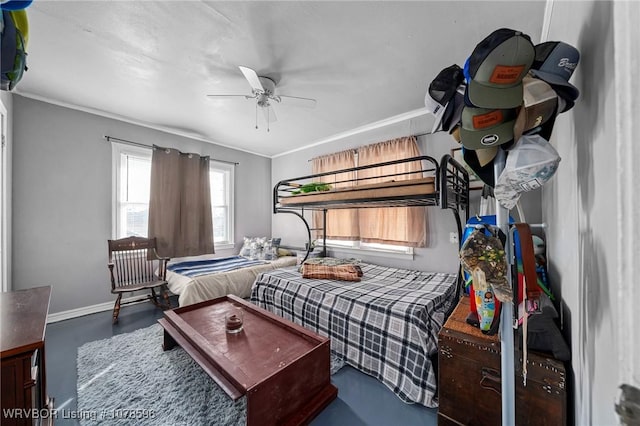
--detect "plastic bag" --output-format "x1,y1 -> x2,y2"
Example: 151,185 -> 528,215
494,134 -> 561,209
459,229 -> 512,302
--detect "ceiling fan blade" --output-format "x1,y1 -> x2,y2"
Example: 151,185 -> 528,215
263,105 -> 277,123
206,94 -> 254,99
278,95 -> 317,109
238,66 -> 264,92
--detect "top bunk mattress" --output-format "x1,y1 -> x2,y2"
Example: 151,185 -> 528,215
278,177 -> 436,208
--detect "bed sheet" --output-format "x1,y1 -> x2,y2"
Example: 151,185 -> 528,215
167,256 -> 297,306
250,262 -> 457,408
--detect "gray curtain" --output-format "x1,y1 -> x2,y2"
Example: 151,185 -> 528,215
148,146 -> 214,258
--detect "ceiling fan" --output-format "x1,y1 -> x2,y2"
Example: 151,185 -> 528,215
207,66 -> 317,131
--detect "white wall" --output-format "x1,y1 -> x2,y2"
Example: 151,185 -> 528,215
542,1 -> 630,424
11,96 -> 272,314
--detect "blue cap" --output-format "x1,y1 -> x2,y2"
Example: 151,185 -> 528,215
1,0 -> 33,10
530,41 -> 580,104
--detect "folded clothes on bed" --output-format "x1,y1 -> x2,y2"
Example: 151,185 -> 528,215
301,263 -> 362,281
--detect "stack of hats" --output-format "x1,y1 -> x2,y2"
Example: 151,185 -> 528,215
425,28 -> 579,209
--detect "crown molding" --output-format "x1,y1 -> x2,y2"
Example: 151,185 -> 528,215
272,107 -> 430,159
13,91 -> 270,158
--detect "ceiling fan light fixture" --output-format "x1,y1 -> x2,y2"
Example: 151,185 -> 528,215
207,65 -> 316,131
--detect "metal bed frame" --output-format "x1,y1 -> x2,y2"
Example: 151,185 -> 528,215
273,154 -> 471,298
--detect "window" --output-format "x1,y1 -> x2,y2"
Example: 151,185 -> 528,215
113,143 -> 151,238
312,137 -> 425,255
322,238 -> 414,254
112,143 -> 234,248
209,160 -> 234,247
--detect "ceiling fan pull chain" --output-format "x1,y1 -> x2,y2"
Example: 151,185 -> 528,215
267,107 -> 270,132
255,102 -> 258,130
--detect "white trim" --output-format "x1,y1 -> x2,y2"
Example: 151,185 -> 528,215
327,246 -> 414,261
614,0 -> 640,390
213,243 -> 235,251
540,0 -> 554,43
272,107 -> 430,158
111,142 -> 118,240
17,90 -> 432,161
0,99 -> 9,293
46,295 -> 147,324
13,92 -> 270,159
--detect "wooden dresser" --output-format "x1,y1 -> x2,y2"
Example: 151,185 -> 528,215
438,296 -> 566,426
1,286 -> 53,426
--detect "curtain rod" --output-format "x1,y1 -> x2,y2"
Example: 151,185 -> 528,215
103,135 -> 239,166
306,132 -> 431,162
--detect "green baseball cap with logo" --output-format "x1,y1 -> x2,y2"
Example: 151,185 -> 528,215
466,28 -> 535,109
460,106 -> 518,150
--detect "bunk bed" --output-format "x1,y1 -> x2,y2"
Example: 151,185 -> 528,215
272,154 -> 469,264
249,154 -> 470,407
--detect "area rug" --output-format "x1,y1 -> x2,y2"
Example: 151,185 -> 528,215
77,323 -> 345,426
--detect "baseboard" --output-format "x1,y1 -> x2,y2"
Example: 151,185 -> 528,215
46,296 -> 145,324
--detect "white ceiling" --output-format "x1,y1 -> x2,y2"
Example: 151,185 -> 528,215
16,1 -> 547,157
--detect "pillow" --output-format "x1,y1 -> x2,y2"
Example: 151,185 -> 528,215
239,237 -> 254,257
249,237 -> 267,260
239,237 -> 282,260
277,247 -> 295,257
262,239 -> 277,260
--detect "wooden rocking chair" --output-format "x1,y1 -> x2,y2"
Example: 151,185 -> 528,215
107,236 -> 171,324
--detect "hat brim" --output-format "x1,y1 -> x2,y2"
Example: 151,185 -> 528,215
463,147 -> 496,187
513,97 -> 558,141
450,125 -> 461,142
529,70 -> 579,100
556,95 -> 575,113
430,104 -> 447,133
475,146 -> 498,167
442,89 -> 465,131
467,79 -> 524,109
460,115 -> 516,150
425,92 -> 448,133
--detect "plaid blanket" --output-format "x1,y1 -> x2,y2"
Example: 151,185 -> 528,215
167,256 -> 266,278
250,263 -> 457,407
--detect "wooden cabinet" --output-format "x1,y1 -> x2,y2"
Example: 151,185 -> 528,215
438,296 -> 566,426
1,286 -> 53,426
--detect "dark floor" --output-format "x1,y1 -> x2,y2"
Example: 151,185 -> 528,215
46,298 -> 437,425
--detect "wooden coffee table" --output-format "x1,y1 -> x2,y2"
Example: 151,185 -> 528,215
158,295 -> 337,426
